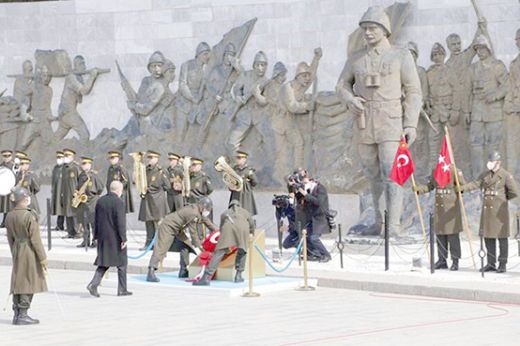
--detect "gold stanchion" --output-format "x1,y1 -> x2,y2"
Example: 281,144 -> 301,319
242,234 -> 260,298
296,229 -> 315,291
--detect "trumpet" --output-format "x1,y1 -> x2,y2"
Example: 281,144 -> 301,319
214,156 -> 243,192
129,152 -> 147,197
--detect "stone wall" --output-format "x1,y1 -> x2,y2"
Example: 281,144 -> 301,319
0,0 -> 518,138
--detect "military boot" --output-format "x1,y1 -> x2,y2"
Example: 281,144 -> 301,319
89,240 -> 97,248
192,273 -> 210,286
87,283 -> 100,297
434,260 -> 448,270
15,309 -> 39,325
234,271 -> 244,283
450,259 -> 459,271
12,308 -> 19,325
497,262 -> 507,273
146,267 -> 160,282
178,267 -> 189,278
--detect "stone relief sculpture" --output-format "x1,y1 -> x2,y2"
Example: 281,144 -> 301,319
504,28 -> 520,177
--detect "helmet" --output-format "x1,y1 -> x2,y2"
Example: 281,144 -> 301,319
473,35 -> 492,52
196,42 -> 210,57
272,61 -> 287,78
12,187 -> 29,204
253,51 -> 268,65
359,6 -> 391,35
430,42 -> 446,60
224,43 -> 236,55
197,197 -> 213,211
147,51 -> 165,71
295,62 -> 311,77
407,41 -> 419,57
488,151 -> 501,161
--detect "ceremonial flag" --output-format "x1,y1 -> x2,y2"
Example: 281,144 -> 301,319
434,137 -> 451,188
390,137 -> 415,186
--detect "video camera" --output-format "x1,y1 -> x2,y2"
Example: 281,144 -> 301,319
272,194 -> 291,209
287,173 -> 305,192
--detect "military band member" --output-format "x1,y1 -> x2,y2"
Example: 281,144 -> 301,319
106,151 -> 134,213
138,150 -> 169,250
194,199 -> 255,286
230,151 -> 257,216
51,151 -> 65,230
7,187 -> 47,325
414,167 -> 464,271
0,150 -> 14,227
461,151 -> 519,273
75,156 -> 104,248
187,157 -> 213,204
147,198 -> 217,282
166,152 -> 184,212
62,148 -> 80,238
15,157 -> 40,216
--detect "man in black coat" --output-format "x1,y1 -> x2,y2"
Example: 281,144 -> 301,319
87,181 -> 132,297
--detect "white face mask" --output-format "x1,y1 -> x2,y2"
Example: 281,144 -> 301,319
64,156 -> 72,164
56,158 -> 64,165
14,157 -> 20,165
26,196 -> 31,206
288,197 -> 294,205
202,210 -> 210,217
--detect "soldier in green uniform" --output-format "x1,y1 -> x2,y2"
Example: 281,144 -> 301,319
15,157 -> 40,216
461,151 -> 519,273
51,151 -> 65,231
187,157 -> 213,204
166,152 -> 184,212
106,151 -> 133,213
230,151 -> 257,216
0,150 -> 14,227
62,148 -> 80,238
138,150 -> 169,250
75,156 -> 104,248
146,197 -> 217,281
6,187 -> 47,325
414,167 -> 465,271
194,199 -> 255,285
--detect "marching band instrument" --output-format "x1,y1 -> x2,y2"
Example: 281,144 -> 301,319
9,170 -> 26,201
0,167 -> 16,196
72,175 -> 90,208
214,156 -> 243,192
129,152 -> 147,197
181,156 -> 191,198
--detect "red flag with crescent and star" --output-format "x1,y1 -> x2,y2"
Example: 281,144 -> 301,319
434,136 -> 451,188
389,137 -> 415,186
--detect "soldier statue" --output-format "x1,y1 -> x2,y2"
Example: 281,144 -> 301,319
12,60 -> 34,149
336,6 -> 422,236
504,28 -> 520,176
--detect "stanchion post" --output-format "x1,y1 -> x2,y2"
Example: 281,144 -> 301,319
296,229 -> 315,291
297,221 -> 302,266
479,234 -> 486,278
384,210 -> 389,271
242,234 -> 260,297
429,213 -> 435,274
338,224 -> 344,269
46,198 -> 52,251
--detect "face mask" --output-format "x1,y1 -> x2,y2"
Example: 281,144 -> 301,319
56,158 -> 64,165
202,210 -> 210,217
26,197 -> 31,206
288,198 -> 294,205
64,156 -> 72,164
14,157 -> 20,165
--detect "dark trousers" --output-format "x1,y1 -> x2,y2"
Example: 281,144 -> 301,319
179,242 -> 191,270
485,237 -> 508,265
56,215 -> 64,230
437,234 -> 461,261
206,248 -> 247,277
145,221 -> 157,245
77,204 -> 95,243
1,213 -> 6,227
306,224 -> 330,259
283,230 -> 299,249
66,216 -> 76,236
12,294 -> 33,311
89,266 -> 128,293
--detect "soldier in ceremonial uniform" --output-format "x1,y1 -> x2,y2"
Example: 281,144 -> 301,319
147,197 -> 217,281
194,199 -> 255,285
461,151 -> 519,273
187,158 -> 213,204
75,156 -> 104,248
138,150 -> 169,250
51,151 -> 65,230
15,157 -> 40,216
230,151 -> 257,216
414,167 -> 465,271
6,187 -> 47,325
106,151 -> 133,213
166,152 -> 184,212
0,150 -> 14,227
336,6 -> 422,236
62,148 -> 80,238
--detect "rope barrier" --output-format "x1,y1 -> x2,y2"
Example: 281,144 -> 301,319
254,238 -> 304,273
128,231 -> 157,260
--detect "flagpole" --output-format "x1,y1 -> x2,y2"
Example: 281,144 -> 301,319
410,173 -> 431,262
444,126 -> 477,269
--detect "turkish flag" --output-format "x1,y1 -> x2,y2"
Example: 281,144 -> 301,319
390,137 -> 415,186
434,137 -> 452,188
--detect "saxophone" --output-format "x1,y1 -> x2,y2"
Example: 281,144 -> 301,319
181,156 -> 191,198
72,174 -> 90,208
214,156 -> 243,192
129,152 -> 147,197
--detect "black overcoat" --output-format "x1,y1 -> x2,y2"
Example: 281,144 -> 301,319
94,192 -> 127,267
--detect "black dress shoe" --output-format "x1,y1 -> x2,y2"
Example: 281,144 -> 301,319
76,242 -> 87,248
497,263 -> 507,273
87,284 -> 100,297
117,291 -> 133,296
146,267 -> 160,282
434,260 -> 448,270
178,268 -> 189,278
319,256 -> 332,263
480,264 -> 497,273
450,260 -> 459,271
89,241 -> 97,248
234,271 -> 244,283
193,273 -> 210,286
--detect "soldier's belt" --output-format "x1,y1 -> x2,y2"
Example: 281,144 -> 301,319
364,99 -> 401,108
436,189 -> 452,194
484,190 -> 498,196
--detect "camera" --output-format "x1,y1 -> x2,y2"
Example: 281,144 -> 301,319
287,173 -> 305,192
272,194 -> 290,209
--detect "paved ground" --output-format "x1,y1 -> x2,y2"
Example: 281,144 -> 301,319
1,266 -> 520,346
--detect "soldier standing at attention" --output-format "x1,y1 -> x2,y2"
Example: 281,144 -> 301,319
0,150 -> 14,228
62,148 -> 80,239
187,158 -> 213,204
15,157 -> 40,216
106,151 -> 133,214
75,156 -> 104,248
230,151 -> 257,216
51,151 -> 65,231
138,150 -> 169,250
166,152 -> 184,213
461,152 -> 519,273
6,187 -> 47,325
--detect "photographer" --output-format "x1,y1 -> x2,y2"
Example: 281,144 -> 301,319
288,169 -> 332,262
272,194 -> 298,249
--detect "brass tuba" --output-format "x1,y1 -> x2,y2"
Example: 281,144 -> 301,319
129,152 -> 148,197
72,174 -> 90,208
214,156 -> 243,192
181,156 -> 191,198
